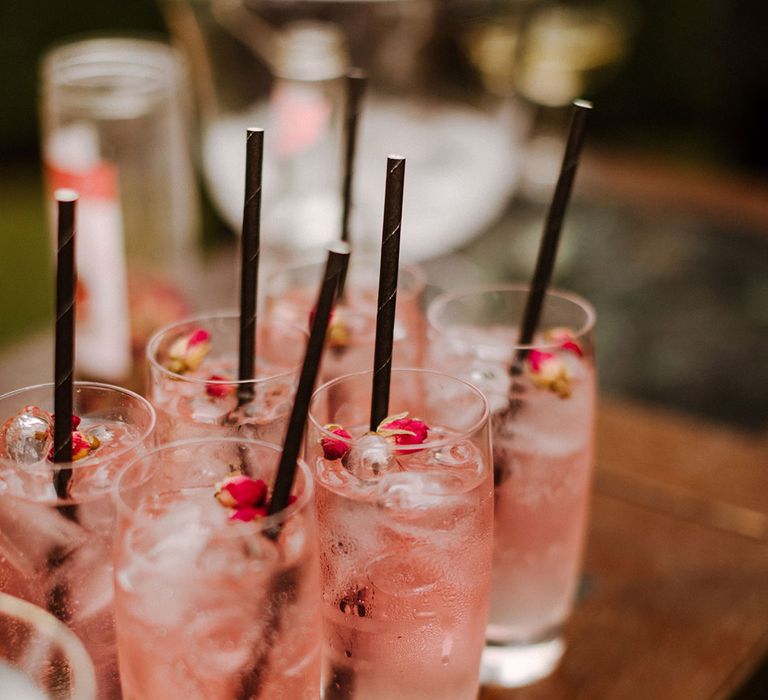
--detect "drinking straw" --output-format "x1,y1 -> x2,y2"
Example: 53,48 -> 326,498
234,244 -> 349,699
237,128 -> 263,405
369,156 -> 405,431
52,190 -> 78,509
268,243 -> 351,516
49,189 -> 78,623
340,69 -> 367,246
337,69 -> 367,300
513,100 -> 592,367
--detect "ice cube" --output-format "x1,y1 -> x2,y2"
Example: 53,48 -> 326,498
344,433 -> 397,480
376,471 -> 464,513
84,423 -> 114,445
190,395 -> 232,424
1,407 -> 52,463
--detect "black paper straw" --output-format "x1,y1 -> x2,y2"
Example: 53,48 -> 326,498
514,100 -> 592,363
268,243 -> 350,516
52,190 -> 78,502
237,128 -> 263,404
369,156 -> 405,431
337,69 -> 368,301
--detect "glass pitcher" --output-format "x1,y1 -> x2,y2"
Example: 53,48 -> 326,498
159,0 -> 535,261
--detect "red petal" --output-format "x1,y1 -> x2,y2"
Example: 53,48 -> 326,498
222,476 -> 268,508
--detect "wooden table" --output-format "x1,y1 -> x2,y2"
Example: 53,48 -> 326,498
481,397 -> 768,700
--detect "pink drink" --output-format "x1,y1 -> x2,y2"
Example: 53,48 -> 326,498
147,313 -> 306,444
113,438 -> 321,699
428,285 -> 596,686
307,369 -> 493,699
266,255 -> 426,382
0,383 -> 155,699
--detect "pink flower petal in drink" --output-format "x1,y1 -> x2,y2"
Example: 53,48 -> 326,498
321,425 -> 352,460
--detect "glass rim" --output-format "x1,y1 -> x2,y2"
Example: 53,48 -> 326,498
266,252 -> 426,302
0,381 -> 156,474
427,283 -> 597,351
146,310 -> 308,387
308,367 -> 490,452
41,32 -> 182,78
113,436 -> 314,537
0,591 -> 98,699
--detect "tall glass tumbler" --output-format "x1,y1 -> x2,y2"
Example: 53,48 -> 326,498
267,254 -> 426,383
428,284 -> 597,687
40,36 -> 200,387
307,368 -> 494,699
0,382 -> 156,699
113,438 -> 321,699
146,312 -> 307,445
0,592 -> 97,699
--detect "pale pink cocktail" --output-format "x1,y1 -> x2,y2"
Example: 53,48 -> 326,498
266,254 -> 426,383
147,312 -> 306,444
0,382 -> 156,699
112,437 -> 321,699
307,368 -> 493,699
428,285 -> 597,687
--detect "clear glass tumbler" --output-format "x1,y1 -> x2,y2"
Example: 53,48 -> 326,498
306,368 -> 494,699
146,312 -> 308,445
112,437 -> 322,699
0,382 -> 156,699
40,36 -> 200,387
266,253 -> 426,383
427,284 -> 597,687
0,591 -> 97,699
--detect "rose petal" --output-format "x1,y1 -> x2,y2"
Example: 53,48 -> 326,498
321,425 -> 352,460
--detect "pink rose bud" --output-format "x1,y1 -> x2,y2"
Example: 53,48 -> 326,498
205,375 -> 235,398
50,430 -> 98,462
321,425 -> 352,460
526,350 -> 572,399
167,328 -> 212,374
380,417 -> 429,447
544,327 -> 583,356
215,475 -> 268,509
230,505 -> 269,522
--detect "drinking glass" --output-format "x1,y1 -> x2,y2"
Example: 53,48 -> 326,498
428,284 -> 597,687
266,254 -> 426,383
306,368 -> 493,699
146,312 -> 307,444
0,382 -> 156,699
40,36 -> 200,387
0,592 -> 97,699
112,437 -> 321,699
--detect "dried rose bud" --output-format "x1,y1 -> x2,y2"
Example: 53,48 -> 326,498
49,430 -> 100,462
166,328 -> 212,374
378,415 -> 429,447
230,505 -> 269,522
320,424 -> 352,460
526,349 -> 572,398
214,475 -> 268,510
205,375 -> 235,398
544,327 -> 583,357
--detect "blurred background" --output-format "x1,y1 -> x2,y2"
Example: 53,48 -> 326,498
0,0 -> 766,432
